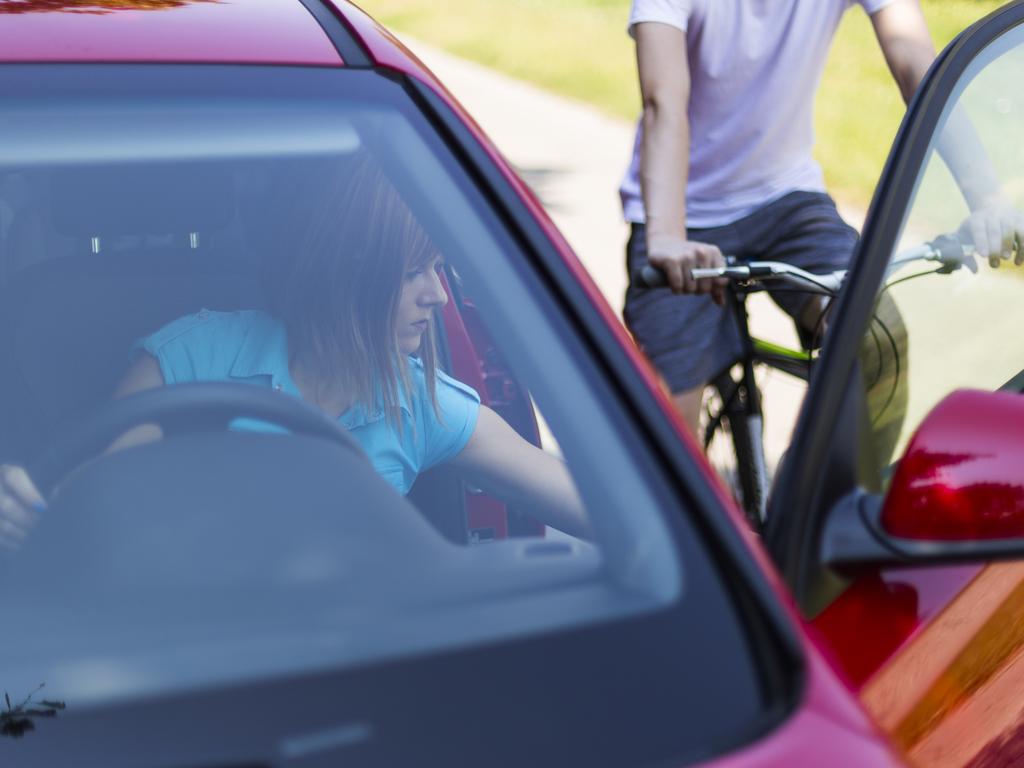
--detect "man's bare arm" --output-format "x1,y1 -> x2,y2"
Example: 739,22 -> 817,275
636,22 -> 690,250
634,22 -> 725,301
871,0 -> 936,102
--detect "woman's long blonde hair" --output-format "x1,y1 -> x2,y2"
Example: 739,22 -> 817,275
270,153 -> 441,426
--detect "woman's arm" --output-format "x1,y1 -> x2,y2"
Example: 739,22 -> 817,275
0,464 -> 43,549
107,352 -> 166,451
450,406 -> 591,539
0,353 -> 165,547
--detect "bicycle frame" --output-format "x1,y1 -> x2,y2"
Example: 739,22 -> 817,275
705,287 -> 815,529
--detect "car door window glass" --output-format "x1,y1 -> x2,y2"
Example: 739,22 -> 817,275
859,27 -> 1024,487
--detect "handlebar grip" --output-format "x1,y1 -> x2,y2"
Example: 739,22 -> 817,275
636,263 -> 743,287
635,255 -> 742,288
636,264 -> 668,288
929,233 -> 977,274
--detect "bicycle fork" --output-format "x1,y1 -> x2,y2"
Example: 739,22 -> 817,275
729,292 -> 770,527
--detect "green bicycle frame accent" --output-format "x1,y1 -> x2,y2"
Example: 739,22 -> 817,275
751,338 -> 812,362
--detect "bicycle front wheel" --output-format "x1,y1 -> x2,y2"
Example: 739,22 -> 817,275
703,370 -> 769,531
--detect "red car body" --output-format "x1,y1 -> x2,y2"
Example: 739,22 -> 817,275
4,1 -> 1024,767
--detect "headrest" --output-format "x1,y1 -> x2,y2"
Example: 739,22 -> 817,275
49,164 -> 233,237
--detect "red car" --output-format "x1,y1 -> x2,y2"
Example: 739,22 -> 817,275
0,1 -> 1022,767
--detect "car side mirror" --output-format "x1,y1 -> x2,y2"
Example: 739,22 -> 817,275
881,388 -> 1024,540
821,389 -> 1024,569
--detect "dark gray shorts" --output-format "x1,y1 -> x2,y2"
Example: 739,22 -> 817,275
623,190 -> 858,392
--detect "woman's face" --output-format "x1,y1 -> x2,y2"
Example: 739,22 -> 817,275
395,254 -> 448,354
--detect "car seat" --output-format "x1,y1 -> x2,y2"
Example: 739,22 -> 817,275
0,163 -> 262,466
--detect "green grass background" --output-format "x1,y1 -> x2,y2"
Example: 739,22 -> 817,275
358,0 -> 1004,208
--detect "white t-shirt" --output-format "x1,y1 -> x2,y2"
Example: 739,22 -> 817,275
620,0 -> 896,228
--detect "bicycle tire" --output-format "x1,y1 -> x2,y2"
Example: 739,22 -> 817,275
704,370 -> 768,531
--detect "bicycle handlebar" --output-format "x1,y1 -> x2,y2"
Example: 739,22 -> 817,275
635,234 -> 977,294
637,260 -> 842,294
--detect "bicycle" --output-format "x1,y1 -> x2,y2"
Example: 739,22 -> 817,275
636,234 -> 974,532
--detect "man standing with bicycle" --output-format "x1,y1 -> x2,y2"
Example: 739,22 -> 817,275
621,0 -> 962,437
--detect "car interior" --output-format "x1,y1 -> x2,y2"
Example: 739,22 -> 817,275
0,156 -> 502,542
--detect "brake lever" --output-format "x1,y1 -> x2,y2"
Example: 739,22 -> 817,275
930,233 -> 978,274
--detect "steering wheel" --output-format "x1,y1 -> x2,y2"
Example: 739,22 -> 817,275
32,383 -> 366,496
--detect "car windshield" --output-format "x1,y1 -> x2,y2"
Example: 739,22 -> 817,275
0,64 -> 773,765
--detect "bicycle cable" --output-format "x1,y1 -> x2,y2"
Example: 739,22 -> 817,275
863,319 -> 886,393
883,266 -> 945,291
863,264 -> 947,428
807,296 -> 835,380
869,312 -> 902,428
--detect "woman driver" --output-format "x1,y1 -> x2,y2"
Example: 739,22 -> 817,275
0,155 -> 589,546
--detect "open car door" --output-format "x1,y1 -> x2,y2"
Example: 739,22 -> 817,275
765,2 -> 1024,764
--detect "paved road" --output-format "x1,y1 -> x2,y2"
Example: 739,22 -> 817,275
399,37 -> 864,466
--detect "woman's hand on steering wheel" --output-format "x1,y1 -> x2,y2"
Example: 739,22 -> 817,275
0,464 -> 44,550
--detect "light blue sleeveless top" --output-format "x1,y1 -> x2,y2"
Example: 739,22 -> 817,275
137,309 -> 481,495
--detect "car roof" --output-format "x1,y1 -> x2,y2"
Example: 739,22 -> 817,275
0,0 -> 342,65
